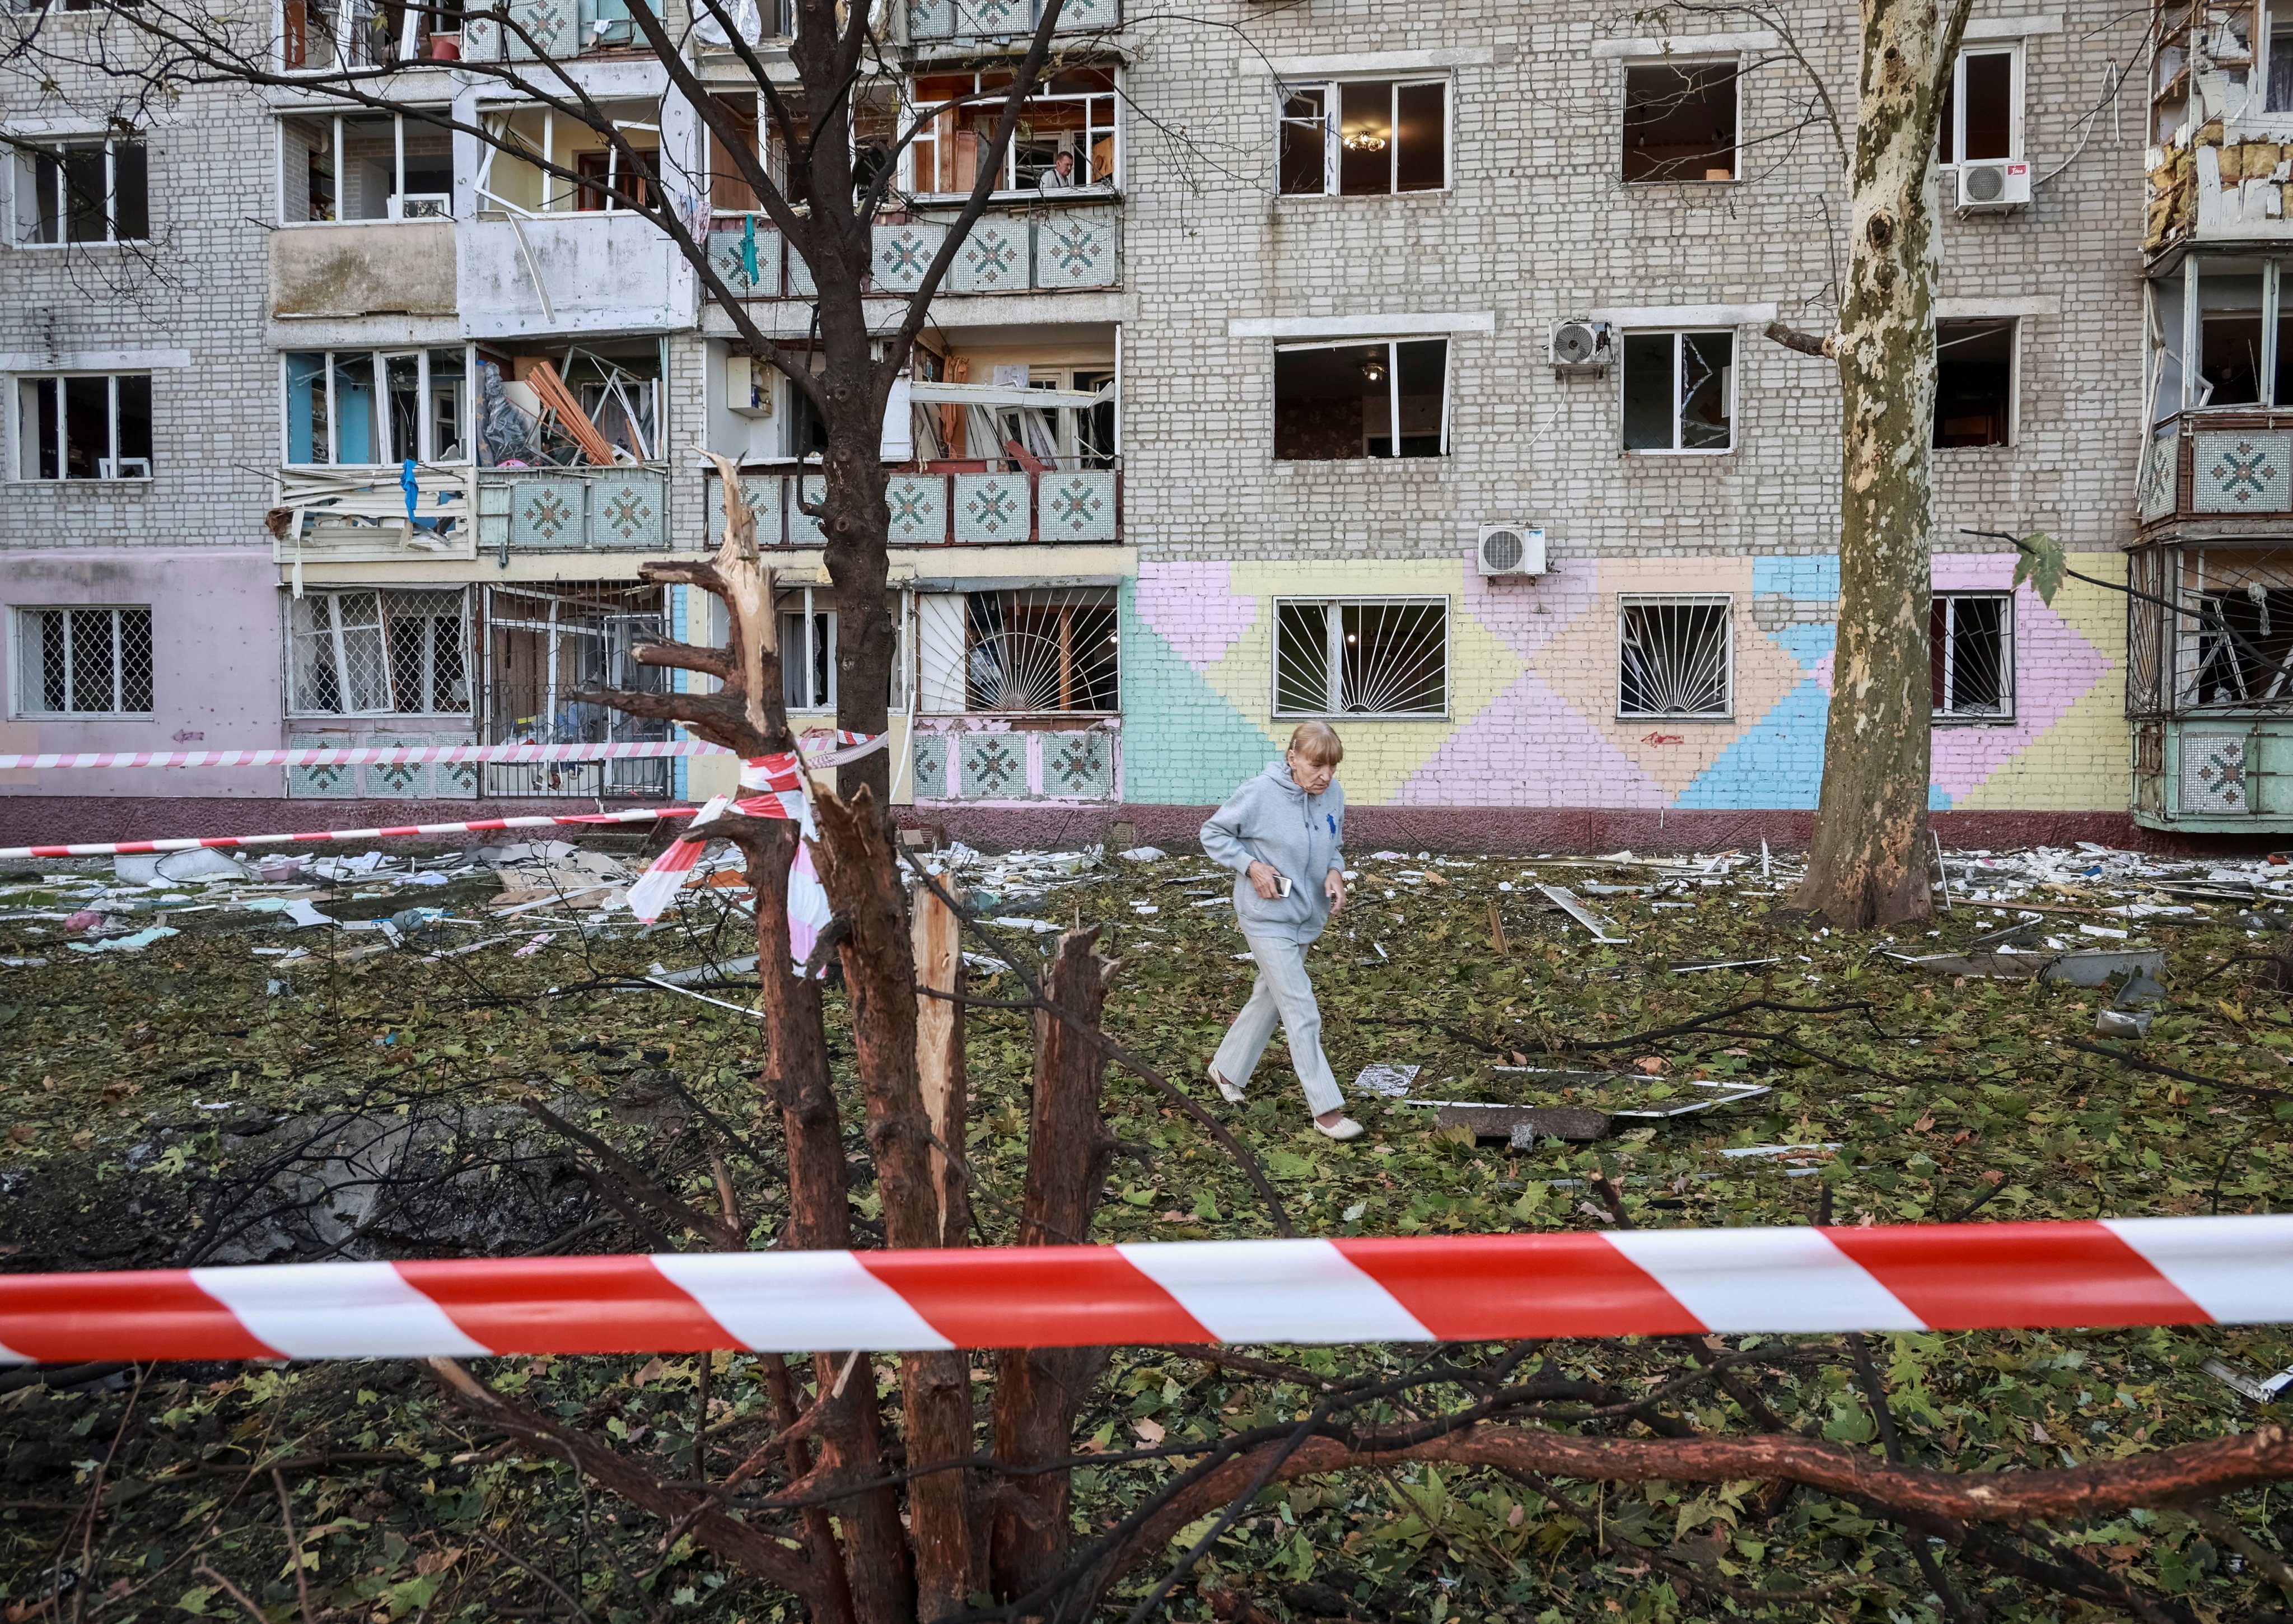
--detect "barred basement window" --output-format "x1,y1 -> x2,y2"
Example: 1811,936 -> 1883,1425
1618,595 -> 1732,719
1274,598 -> 1447,718
1931,592 -> 2014,720
289,587 -> 469,715
962,588 -> 1118,713
15,374 -> 153,479
14,606 -> 153,717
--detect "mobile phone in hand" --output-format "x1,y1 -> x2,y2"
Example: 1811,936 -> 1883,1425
1275,874 -> 1292,897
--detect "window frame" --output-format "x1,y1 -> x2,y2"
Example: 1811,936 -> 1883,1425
280,347 -> 474,467
11,372 -> 155,482
11,604 -> 155,720
1619,328 -> 1735,455
286,585 -> 471,718
278,0 -> 462,73
8,134 -> 149,245
1273,75 -> 1451,198
1938,41 -> 2025,167
1933,315 -> 2019,449
779,586 -> 838,713
1271,594 -> 1451,721
1616,592 -> 1734,721
1930,589 -> 2017,724
904,69 -> 1123,199
277,108 -> 457,225
1271,337 -> 1451,461
1620,55 -> 1741,185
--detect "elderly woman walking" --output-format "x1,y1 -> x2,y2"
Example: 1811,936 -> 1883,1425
1199,721 -> 1363,1141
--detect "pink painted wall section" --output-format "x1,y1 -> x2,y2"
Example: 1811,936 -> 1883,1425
0,550 -> 284,799
1133,560 -> 1258,671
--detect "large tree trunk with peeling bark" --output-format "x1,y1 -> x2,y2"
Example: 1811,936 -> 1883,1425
1793,0 -> 1970,930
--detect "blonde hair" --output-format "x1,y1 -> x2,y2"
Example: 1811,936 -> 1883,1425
1287,720 -> 1344,767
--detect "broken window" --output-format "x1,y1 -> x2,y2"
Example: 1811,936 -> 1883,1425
1622,330 -> 1732,452
1622,62 -> 1737,183
960,588 -> 1118,713
1273,339 -> 1447,461
289,589 -> 469,716
707,93 -> 762,213
1934,318 -> 2015,448
909,69 -> 1118,195
477,102 -> 660,214
1274,598 -> 1447,717
2197,260 -> 2267,407
15,375 -> 152,480
1618,595 -> 1732,719
479,585 -> 670,795
280,111 -> 452,222
575,141 -> 659,212
2271,1 -> 2293,111
9,136 -> 147,242
1276,78 -> 1447,195
12,606 -> 153,717
1931,593 -> 2014,720
1939,46 -> 2020,164
285,349 -> 469,465
779,587 -> 837,712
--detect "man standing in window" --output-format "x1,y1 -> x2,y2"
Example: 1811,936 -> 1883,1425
1038,150 -> 1077,190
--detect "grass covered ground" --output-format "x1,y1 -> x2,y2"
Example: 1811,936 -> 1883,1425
4,839 -> 2292,1622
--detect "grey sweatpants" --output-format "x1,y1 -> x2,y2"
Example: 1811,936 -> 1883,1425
1212,935 -> 1344,1117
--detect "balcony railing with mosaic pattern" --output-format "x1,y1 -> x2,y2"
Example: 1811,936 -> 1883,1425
2140,410 -> 2293,527
704,204 -> 1119,300
907,0 -> 1120,44
475,465 -> 674,553
707,467 -> 1120,547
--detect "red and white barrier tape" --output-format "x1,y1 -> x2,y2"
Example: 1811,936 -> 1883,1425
0,728 -> 886,775
0,733 -> 886,862
3,1218 -> 2288,1363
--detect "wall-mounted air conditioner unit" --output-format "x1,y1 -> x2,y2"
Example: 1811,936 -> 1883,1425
1549,319 -> 1615,373
1956,160 -> 2030,211
1477,524 -> 1547,578
727,353 -> 773,417
391,193 -> 452,220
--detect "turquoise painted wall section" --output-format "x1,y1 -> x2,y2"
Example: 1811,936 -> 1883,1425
1117,580 -> 1278,804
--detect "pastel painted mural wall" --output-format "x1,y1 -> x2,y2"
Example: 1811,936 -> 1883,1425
1120,554 -> 2127,813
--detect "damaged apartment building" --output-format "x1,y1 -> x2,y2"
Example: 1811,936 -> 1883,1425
0,0 -> 2236,847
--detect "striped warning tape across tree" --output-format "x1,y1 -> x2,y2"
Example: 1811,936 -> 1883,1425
3,1217 -> 2287,1364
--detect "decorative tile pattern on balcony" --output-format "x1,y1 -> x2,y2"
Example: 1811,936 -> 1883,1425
790,475 -> 827,547
951,219 -> 1028,292
461,11 -> 500,58
505,0 -> 577,59
508,477 -> 586,550
2138,434 -> 2179,522
954,473 -> 1029,542
705,477 -> 784,547
951,0 -> 1030,33
872,222 -> 946,294
2194,431 -> 2292,512
959,732 -> 1025,796
593,473 -> 666,549
435,744 -> 482,798
1055,0 -> 1119,27
362,734 -> 436,799
287,734 -> 359,799
2182,730 -> 2251,814
1044,731 -> 1113,798
907,0 -> 956,38
706,227 -> 782,297
1041,471 -> 1116,540
885,473 -> 946,543
786,246 -> 817,298
911,731 -> 950,799
1034,209 -> 1118,288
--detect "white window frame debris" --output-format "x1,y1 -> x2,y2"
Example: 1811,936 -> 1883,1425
1275,76 -> 1450,197
1617,593 -> 1734,721
286,586 -> 472,718
1932,590 -> 2018,724
470,101 -> 666,218
1620,329 -> 1735,454
277,107 -> 456,224
11,604 -> 154,718
1938,41 -> 2025,167
281,347 -> 474,467
7,134 -> 148,244
1272,596 -> 1451,720
10,373 -> 154,481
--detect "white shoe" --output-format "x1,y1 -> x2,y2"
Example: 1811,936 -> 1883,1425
1313,1115 -> 1365,1141
1211,1066 -> 1245,1104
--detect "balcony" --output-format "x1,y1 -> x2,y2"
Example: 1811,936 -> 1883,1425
475,465 -> 675,553
2138,409 -> 2293,528
704,203 -> 1119,300
706,466 -> 1120,546
2142,0 -> 2293,255
270,466 -> 477,563
269,221 -> 457,320
459,212 -> 696,337
907,0 -> 1119,44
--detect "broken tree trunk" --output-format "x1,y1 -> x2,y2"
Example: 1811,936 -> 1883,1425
991,929 -> 1123,1599
912,878 -> 970,1248
1791,0 -> 1970,930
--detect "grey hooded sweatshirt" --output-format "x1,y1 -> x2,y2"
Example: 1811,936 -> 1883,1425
1200,760 -> 1347,945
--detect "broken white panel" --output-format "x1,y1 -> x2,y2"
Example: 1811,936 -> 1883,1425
1537,883 -> 1627,942
1353,1062 -> 1421,1099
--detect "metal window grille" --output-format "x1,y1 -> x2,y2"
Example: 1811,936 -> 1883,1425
1273,598 -> 1447,717
288,588 -> 469,715
1930,593 -> 2014,719
1618,595 -> 1732,718
14,606 -> 153,716
922,587 -> 1117,715
478,583 -> 671,797
2164,546 -> 2293,711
